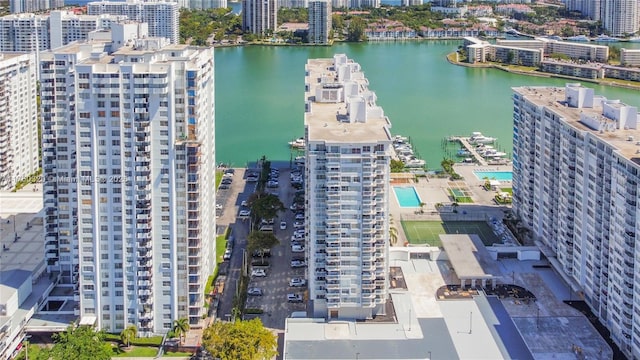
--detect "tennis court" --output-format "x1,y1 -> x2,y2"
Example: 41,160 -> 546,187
447,181 -> 474,203
401,221 -> 500,247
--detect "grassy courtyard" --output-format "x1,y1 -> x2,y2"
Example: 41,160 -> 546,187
401,221 -> 500,247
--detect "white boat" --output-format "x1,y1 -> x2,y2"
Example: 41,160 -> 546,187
393,135 -> 409,144
629,37 -> 640,43
594,34 -> 620,42
469,132 -> 497,144
404,159 -> 426,168
288,137 -> 305,149
457,149 -> 471,156
567,35 -> 590,42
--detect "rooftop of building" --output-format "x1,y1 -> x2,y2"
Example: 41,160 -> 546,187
440,234 -> 501,280
512,84 -> 640,163
304,56 -> 392,144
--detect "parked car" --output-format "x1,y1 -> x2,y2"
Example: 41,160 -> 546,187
223,249 -> 232,260
291,245 -> 305,253
247,287 -> 263,296
289,278 -> 306,287
224,168 -> 235,174
295,213 -> 305,221
293,221 -> 304,228
241,200 -> 248,207
287,293 -> 303,303
221,178 -> 232,184
239,209 -> 251,217
218,184 -> 230,190
280,221 -> 287,230
251,269 -> 267,277
291,260 -> 307,268
252,249 -> 272,258
251,259 -> 270,267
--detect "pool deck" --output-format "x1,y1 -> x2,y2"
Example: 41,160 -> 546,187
389,164 -> 513,247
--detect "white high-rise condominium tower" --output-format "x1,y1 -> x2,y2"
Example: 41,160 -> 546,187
87,1 -> 180,44
0,52 -> 38,190
40,23 -> 216,335
601,0 -> 639,37
242,0 -> 277,34
512,83 -> 640,358
10,0 -> 63,14
304,54 -> 391,320
308,0 -> 331,45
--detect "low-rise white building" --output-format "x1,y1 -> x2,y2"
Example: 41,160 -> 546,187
621,48 -> 640,67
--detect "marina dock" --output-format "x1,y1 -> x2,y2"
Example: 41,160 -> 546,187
448,136 -> 488,166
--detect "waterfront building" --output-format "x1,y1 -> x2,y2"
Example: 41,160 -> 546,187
308,0 -> 331,45
488,45 -> 542,66
348,0 -> 380,7
496,38 -> 609,63
87,1 -> 180,44
242,0 -> 277,35
540,59 -> 604,79
0,11 -> 127,52
10,0 -> 63,14
365,21 -> 417,40
304,54 -> 391,320
0,52 -> 38,190
331,0 -> 348,8
512,83 -> 640,358
279,0 -> 308,8
621,48 -> 640,67
601,0 -> 639,37
40,23 -> 216,335
603,65 -> 640,81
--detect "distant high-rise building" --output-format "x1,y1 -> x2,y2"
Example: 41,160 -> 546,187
0,52 -> 38,190
0,14 -> 49,52
242,0 -> 277,35
348,0 -> 379,8
0,11 -> 127,52
512,83 -> 640,358
40,23 -> 216,335
331,0 -> 348,8
308,0 -> 331,45
401,0 -> 423,6
87,1 -> 180,44
601,0 -> 639,37
278,0 -> 308,8
183,0 -> 227,9
304,54 -> 391,320
10,0 -> 64,14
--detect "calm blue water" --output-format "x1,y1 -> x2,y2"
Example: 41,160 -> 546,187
393,186 -> 422,207
474,171 -> 513,181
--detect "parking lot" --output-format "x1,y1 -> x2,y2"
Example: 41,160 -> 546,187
243,165 -> 308,329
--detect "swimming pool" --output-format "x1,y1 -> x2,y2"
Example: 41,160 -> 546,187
474,171 -> 513,181
393,186 -> 422,207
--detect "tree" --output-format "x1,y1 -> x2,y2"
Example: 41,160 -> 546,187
390,159 -> 405,173
14,342 -> 50,360
247,231 -> 280,261
49,325 -> 113,360
248,192 -> 285,228
347,17 -> 366,42
389,216 -> 398,246
173,318 -> 191,345
202,318 -> 277,360
120,324 -> 137,348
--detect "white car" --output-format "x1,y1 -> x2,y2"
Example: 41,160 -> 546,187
223,249 -> 232,260
247,287 -> 263,296
280,221 -> 287,230
291,245 -> 305,253
293,229 -> 305,236
239,209 -> 251,217
295,214 -> 305,220
287,293 -> 303,303
216,203 -> 223,210
291,260 -> 307,268
289,278 -> 306,287
241,200 -> 248,207
251,269 -> 267,277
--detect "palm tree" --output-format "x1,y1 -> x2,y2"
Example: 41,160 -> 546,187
120,324 -> 137,348
173,318 -> 190,345
389,224 -> 398,246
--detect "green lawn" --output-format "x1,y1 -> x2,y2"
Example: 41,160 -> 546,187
401,221 -> 501,246
215,170 -> 223,189
205,234 -> 228,295
449,189 -> 474,204
500,187 -> 513,195
112,346 -> 159,357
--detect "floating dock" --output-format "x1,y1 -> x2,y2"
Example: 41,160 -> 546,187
448,136 -> 488,166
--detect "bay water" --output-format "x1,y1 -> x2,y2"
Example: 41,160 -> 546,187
215,41 -> 639,170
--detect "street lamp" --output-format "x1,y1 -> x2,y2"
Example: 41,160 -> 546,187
23,334 -> 32,360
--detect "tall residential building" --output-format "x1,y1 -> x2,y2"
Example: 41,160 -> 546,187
242,0 -> 277,35
0,11 -> 127,52
184,0 -> 228,10
601,0 -> 639,37
10,0 -> 64,14
308,0 -> 331,45
349,0 -> 380,8
512,83 -> 640,358
87,1 -> 180,44
0,52 -> 39,190
304,54 -> 391,320
40,23 -> 216,335
0,14 -> 49,52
